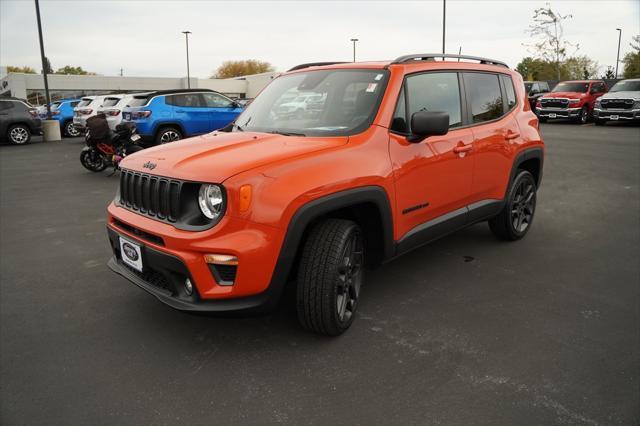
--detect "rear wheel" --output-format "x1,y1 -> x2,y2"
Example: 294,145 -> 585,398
156,127 -> 182,144
7,124 -> 31,145
297,219 -> 364,336
64,120 -> 81,137
489,170 -> 537,241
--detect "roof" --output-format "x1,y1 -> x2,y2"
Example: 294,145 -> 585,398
131,88 -> 220,98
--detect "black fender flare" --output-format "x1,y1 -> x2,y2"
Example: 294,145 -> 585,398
509,147 -> 544,189
263,186 -> 395,308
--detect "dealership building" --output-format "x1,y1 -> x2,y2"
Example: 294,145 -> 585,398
0,70 -> 277,105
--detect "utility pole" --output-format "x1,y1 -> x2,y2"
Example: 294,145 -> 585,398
442,0 -> 446,54
350,38 -> 359,62
553,16 -> 560,81
182,31 -> 192,88
34,0 -> 51,119
120,67 -> 123,77
615,28 -> 622,78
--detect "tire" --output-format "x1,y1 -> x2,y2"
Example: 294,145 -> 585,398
155,127 -> 182,144
7,124 -> 31,145
577,106 -> 589,124
64,120 -> 81,137
594,119 -> 606,126
297,219 -> 364,336
489,170 -> 537,241
538,117 -> 547,123
79,148 -> 108,172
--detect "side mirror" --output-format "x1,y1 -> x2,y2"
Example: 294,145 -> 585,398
408,111 -> 449,142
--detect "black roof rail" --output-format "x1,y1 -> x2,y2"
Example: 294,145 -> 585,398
390,53 -> 508,68
287,62 -> 349,72
132,88 -> 220,98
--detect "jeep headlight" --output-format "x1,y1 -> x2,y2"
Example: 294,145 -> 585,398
198,184 -> 225,220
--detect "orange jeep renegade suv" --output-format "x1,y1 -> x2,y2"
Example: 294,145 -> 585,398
106,54 -> 544,335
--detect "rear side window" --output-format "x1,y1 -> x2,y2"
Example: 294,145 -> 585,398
501,75 -> 517,110
102,98 -> 120,107
405,72 -> 462,129
128,97 -> 149,107
202,93 -> 233,108
166,93 -> 204,107
463,73 -> 503,123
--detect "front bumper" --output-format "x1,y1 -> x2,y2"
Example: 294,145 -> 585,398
536,107 -> 582,119
106,203 -> 286,313
593,108 -> 640,121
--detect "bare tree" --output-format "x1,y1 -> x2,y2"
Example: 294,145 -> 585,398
526,3 -> 578,80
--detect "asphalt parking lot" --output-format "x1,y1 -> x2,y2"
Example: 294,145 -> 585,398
1,122 -> 639,425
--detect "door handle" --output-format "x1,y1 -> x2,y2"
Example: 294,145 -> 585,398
505,131 -> 520,140
453,144 -> 472,154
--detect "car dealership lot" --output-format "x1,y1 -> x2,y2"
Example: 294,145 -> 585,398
1,123 -> 638,425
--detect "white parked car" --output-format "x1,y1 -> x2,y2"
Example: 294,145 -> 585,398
593,78 -> 640,125
97,94 -> 148,130
276,93 -> 325,117
73,95 -> 123,131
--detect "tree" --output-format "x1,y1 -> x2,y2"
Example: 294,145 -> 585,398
55,65 -> 94,75
212,60 -> 274,79
561,55 -> 599,79
7,66 -> 36,74
516,57 -> 556,80
525,3 -> 578,80
622,35 -> 640,78
602,66 -> 615,79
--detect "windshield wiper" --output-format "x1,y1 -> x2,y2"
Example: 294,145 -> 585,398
267,130 -> 306,137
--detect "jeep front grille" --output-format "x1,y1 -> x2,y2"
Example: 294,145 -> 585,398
540,98 -> 569,109
600,99 -> 634,110
119,169 -> 183,222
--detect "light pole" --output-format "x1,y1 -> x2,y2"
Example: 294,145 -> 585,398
350,38 -> 359,62
442,0 -> 446,54
34,0 -> 51,119
182,30 -> 192,88
615,28 -> 622,79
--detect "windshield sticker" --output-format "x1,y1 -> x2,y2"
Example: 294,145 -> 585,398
374,74 -> 383,81
366,83 -> 378,93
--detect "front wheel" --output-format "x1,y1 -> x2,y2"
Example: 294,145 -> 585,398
577,106 -> 589,124
80,148 -> 108,172
7,124 -> 31,145
489,170 -> 537,241
296,219 -> 364,336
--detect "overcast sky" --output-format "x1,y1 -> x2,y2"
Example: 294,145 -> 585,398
1,0 -> 638,78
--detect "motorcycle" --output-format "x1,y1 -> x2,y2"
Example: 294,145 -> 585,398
80,113 -> 144,173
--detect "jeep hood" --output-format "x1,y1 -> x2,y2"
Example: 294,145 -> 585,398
121,131 -> 348,182
600,91 -> 640,100
542,92 -> 585,99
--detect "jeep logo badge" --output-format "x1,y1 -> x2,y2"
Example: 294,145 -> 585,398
143,161 -> 157,170
122,243 -> 139,261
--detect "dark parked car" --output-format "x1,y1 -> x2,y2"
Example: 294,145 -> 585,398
0,97 -> 42,144
524,81 -> 550,111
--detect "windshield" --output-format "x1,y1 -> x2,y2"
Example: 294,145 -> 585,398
50,102 -> 61,110
524,83 -> 533,92
552,82 -> 589,93
610,80 -> 640,92
128,97 -> 149,107
77,99 -> 92,107
230,69 -> 389,136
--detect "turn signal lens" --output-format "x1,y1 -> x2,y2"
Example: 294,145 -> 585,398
204,254 -> 238,265
239,185 -> 252,212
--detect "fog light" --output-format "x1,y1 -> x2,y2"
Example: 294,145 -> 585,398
184,278 -> 193,295
204,254 -> 238,265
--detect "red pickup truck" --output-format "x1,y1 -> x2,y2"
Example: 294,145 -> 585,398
536,80 -> 608,124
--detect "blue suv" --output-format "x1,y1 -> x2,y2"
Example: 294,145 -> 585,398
39,98 -> 81,137
121,89 -> 243,144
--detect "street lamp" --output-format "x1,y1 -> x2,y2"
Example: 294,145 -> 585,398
182,30 -> 192,88
442,0 -> 446,54
350,38 -> 359,62
34,0 -> 51,119
615,28 -> 622,79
